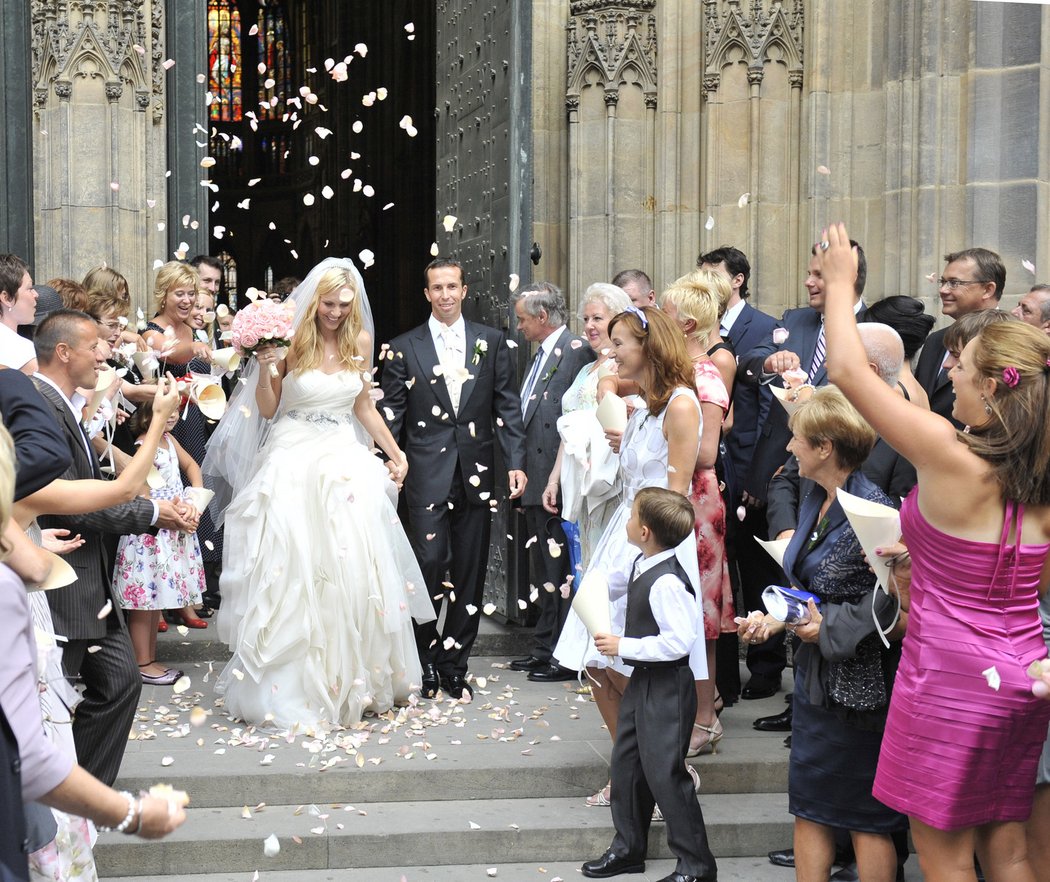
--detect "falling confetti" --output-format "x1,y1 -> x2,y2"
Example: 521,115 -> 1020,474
772,328 -> 790,345
817,164 -> 831,175
1023,259 -> 1036,275
982,666 -> 1001,691
508,273 -> 520,292
442,215 -> 457,233
737,192 -> 750,208
705,215 -> 715,231
96,600 -> 112,619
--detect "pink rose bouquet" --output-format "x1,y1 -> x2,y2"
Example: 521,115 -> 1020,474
230,299 -> 296,377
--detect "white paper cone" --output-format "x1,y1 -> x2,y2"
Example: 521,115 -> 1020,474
210,347 -> 241,375
770,384 -> 815,417
132,350 -> 159,378
84,367 -> 117,422
595,392 -> 628,432
184,487 -> 215,512
836,488 -> 902,594
29,552 -> 78,593
755,536 -> 791,569
571,571 -> 611,638
190,378 -> 227,420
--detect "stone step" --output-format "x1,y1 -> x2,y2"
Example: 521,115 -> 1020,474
108,855 -> 831,882
114,659 -> 791,809
94,793 -> 794,877
156,618 -> 533,665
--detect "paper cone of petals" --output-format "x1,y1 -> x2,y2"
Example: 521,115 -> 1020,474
28,552 -> 78,593
132,350 -> 159,378
595,392 -> 628,433
755,536 -> 790,569
210,347 -> 241,375
189,376 -> 227,420
836,488 -> 901,595
184,486 -> 215,512
571,571 -> 611,638
85,368 -> 118,422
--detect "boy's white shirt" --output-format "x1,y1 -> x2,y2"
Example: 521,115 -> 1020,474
617,547 -> 700,663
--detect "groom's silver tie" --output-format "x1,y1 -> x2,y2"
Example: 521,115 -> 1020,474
440,325 -> 463,413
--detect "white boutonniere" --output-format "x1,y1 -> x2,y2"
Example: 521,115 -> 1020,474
472,339 -> 488,365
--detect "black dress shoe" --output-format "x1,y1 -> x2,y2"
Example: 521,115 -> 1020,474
441,674 -> 473,700
654,873 -> 716,882
768,848 -> 794,868
581,850 -> 645,878
829,862 -> 904,882
783,735 -> 791,748
421,663 -> 440,699
509,655 -> 547,672
753,707 -> 793,732
527,663 -> 576,682
741,676 -> 780,700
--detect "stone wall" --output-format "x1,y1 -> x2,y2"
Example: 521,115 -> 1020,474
539,0 -> 1050,322
31,0 -> 168,308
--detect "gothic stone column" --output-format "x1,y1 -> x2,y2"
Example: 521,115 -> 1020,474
31,0 -> 168,309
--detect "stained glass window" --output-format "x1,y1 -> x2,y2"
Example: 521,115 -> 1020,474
207,0 -> 242,121
257,0 -> 292,120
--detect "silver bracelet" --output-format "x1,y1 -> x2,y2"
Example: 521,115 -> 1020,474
99,791 -> 136,833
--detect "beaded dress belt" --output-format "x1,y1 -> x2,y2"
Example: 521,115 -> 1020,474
285,409 -> 355,427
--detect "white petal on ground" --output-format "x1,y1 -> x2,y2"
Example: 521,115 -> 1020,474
263,833 -> 280,857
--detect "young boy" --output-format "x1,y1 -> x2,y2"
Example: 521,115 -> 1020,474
582,487 -> 717,882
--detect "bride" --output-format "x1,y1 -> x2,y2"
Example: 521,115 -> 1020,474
204,258 -> 435,731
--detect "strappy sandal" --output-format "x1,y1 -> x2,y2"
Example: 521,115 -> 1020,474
687,718 -> 724,757
585,783 -> 611,807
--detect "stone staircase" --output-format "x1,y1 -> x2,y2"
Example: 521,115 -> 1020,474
92,623 -> 911,881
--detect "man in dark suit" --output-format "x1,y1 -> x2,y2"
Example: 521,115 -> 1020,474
381,259 -> 527,701
31,310 -> 193,785
697,246 -> 780,706
735,240 -> 868,700
506,282 -> 594,683
697,247 -> 778,508
915,247 -> 1005,426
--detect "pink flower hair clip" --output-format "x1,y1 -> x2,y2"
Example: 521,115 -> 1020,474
1002,366 -> 1020,388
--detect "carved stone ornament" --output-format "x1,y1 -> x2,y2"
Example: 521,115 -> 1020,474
30,0 -> 163,120
702,0 -> 804,96
566,1 -> 658,112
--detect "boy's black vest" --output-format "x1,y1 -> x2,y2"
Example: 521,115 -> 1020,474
622,553 -> 695,668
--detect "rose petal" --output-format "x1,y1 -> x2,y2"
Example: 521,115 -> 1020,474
263,833 -> 280,857
982,665 -> 1002,691
737,192 -> 750,208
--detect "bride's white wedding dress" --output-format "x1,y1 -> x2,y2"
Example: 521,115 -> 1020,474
216,369 -> 435,730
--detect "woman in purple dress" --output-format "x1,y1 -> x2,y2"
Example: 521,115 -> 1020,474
821,223 -> 1050,882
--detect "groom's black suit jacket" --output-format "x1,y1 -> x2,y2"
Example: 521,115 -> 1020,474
380,319 -> 526,508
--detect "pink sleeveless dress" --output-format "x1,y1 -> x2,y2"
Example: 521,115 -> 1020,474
873,490 -> 1050,830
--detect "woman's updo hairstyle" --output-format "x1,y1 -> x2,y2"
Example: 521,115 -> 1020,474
660,270 -> 727,339
963,320 -> 1050,504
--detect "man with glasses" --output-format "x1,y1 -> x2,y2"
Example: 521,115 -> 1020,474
915,248 -> 1005,425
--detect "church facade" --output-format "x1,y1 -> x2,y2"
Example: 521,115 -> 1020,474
3,0 -> 1047,613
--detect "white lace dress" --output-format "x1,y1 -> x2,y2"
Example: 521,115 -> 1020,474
216,369 -> 435,731
553,387 -> 708,678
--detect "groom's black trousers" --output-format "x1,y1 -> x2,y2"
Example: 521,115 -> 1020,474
407,466 -> 492,678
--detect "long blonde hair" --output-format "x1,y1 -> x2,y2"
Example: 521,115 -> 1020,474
288,267 -> 364,373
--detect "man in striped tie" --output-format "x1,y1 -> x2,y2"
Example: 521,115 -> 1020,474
733,239 -> 868,703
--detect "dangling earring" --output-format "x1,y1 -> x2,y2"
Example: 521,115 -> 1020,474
980,394 -> 992,415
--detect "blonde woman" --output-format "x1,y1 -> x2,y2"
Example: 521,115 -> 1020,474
212,258 -> 435,731
662,271 -> 735,756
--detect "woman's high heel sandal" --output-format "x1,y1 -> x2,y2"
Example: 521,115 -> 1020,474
157,618 -> 168,633
687,718 -> 724,757
585,783 -> 611,807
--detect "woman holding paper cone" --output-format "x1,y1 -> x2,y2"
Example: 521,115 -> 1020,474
541,283 -> 630,567
820,222 -> 1050,882
736,385 -> 906,882
553,305 -> 704,808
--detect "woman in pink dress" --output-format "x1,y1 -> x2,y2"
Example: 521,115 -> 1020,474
821,223 -> 1050,882
662,272 -> 735,756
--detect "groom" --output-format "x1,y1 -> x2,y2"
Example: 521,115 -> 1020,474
381,258 -> 527,700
